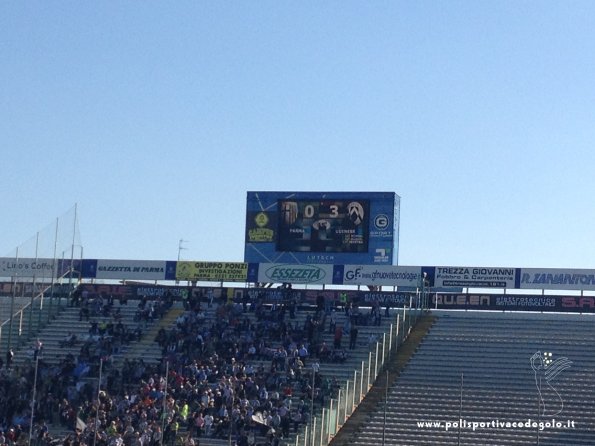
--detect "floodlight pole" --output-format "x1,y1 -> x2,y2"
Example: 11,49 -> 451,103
94,358 -> 103,446
7,247 -> 19,353
49,217 -> 59,319
382,369 -> 388,446
69,203 -> 78,288
29,232 -> 40,337
311,365 -> 316,446
536,391 -> 540,445
457,372 -> 463,446
161,360 -> 169,446
177,239 -> 189,261
28,356 -> 40,445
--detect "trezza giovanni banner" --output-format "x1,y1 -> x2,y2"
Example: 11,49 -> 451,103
432,266 -> 516,288
433,293 -> 595,313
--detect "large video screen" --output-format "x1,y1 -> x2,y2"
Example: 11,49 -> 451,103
276,199 -> 369,253
245,191 -> 399,265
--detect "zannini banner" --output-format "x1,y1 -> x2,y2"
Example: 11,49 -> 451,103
519,268 -> 595,291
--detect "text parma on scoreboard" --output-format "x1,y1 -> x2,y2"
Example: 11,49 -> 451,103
244,191 -> 400,265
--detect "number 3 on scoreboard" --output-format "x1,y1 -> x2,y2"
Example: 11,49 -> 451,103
329,205 -> 339,218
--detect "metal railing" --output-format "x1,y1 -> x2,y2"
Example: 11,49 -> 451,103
294,302 -> 425,446
0,278 -> 75,354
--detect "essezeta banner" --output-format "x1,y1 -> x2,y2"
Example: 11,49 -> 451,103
257,263 -> 334,285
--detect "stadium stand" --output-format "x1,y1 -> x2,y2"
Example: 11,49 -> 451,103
344,310 -> 595,446
0,288 -> 409,446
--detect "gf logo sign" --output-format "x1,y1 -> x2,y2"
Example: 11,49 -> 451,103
374,214 -> 389,230
345,267 -> 362,280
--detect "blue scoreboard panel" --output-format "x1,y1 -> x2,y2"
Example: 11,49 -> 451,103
244,191 -> 399,265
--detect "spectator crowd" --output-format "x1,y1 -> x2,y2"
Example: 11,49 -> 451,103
0,288 -> 387,446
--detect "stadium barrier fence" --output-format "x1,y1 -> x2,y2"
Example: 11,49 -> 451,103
294,303 -> 423,446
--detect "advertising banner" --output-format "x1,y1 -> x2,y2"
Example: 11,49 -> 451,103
89,260 -> 171,281
339,265 -> 422,287
56,259 -> 83,278
433,293 -> 595,313
0,281 -> 72,297
355,291 -> 416,306
0,257 -> 56,278
257,263 -> 335,285
220,287 -> 414,307
79,283 -> 192,299
519,268 -> 595,291
176,261 -> 249,282
74,284 -> 595,313
433,266 -> 516,288
235,287 -> 306,304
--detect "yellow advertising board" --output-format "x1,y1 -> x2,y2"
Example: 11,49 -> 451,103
176,261 -> 248,282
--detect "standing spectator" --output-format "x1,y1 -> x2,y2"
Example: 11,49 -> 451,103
204,413 -> 214,436
334,326 -> 343,349
207,288 -> 214,307
374,311 -> 382,326
192,411 -> 204,438
349,327 -> 359,350
328,311 -> 336,334
131,431 -> 142,446
150,427 -> 162,446
165,419 -> 179,446
298,344 -> 309,367
34,339 -> 43,360
316,295 -> 324,311
6,348 -> 14,368
343,318 -> 351,338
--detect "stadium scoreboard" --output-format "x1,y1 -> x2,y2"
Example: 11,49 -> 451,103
277,199 -> 369,253
244,191 -> 400,265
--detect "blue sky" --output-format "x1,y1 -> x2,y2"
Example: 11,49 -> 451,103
2,1 -> 595,268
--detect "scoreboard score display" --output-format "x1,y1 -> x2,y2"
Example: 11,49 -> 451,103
245,191 -> 400,265
277,199 -> 369,253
